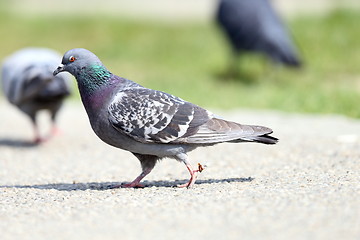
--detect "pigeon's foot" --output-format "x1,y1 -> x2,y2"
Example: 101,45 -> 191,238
50,126 -> 62,137
32,124 -> 57,144
121,182 -> 145,188
178,162 -> 205,189
33,134 -> 50,144
109,182 -> 144,189
112,167 -> 153,189
178,171 -> 198,188
33,137 -> 43,144
32,124 -> 43,144
35,126 -> 62,143
33,134 -> 53,144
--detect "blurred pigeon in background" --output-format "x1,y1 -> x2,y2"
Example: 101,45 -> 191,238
1,48 -> 72,143
53,48 -> 278,188
216,0 -> 302,74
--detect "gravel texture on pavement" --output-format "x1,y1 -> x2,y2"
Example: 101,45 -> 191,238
1,100 -> 359,240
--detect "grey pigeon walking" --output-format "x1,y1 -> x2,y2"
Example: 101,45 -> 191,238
216,0 -> 301,73
53,48 -> 278,188
1,48 -> 72,143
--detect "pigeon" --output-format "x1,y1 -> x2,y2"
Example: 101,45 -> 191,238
1,48 -> 72,143
216,0 -> 302,71
53,48 -> 278,188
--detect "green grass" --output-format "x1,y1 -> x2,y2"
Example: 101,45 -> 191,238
1,9 -> 360,117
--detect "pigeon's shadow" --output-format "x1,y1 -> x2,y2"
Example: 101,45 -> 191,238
0,177 -> 254,191
0,138 -> 38,148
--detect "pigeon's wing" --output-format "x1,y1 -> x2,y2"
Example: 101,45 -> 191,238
108,87 -> 277,145
108,87 -> 212,144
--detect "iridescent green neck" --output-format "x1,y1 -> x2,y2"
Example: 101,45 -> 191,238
77,64 -> 111,94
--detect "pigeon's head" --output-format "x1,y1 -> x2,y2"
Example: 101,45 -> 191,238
53,48 -> 106,78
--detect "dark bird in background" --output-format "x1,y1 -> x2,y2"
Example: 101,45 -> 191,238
1,48 -> 72,143
54,48 -> 278,188
216,0 -> 302,75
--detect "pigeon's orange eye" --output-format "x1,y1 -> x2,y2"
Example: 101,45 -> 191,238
69,56 -> 76,62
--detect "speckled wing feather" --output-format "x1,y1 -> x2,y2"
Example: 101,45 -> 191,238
108,87 -> 212,144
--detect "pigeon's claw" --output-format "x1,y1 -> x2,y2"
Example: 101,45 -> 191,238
121,182 -> 145,188
33,136 -> 43,144
110,181 -> 144,189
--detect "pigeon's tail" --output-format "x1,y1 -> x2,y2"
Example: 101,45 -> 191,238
183,118 -> 278,145
277,53 -> 301,67
231,134 -> 278,144
268,39 -> 302,68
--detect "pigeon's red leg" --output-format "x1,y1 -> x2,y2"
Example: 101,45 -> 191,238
32,123 -> 43,144
176,153 -> 204,188
121,168 -> 153,188
110,154 -> 158,189
178,161 -> 199,188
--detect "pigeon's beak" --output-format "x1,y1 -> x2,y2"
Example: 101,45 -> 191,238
53,64 -> 65,76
